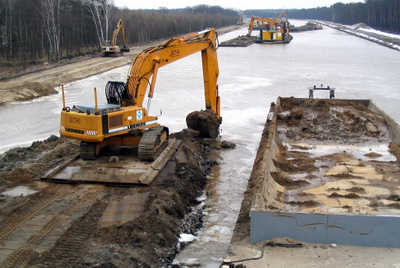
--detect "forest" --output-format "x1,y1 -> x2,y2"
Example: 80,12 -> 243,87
245,0 -> 400,33
1,0 -> 399,67
0,0 -> 238,66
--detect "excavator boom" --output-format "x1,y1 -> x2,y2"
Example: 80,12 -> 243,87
125,28 -> 220,119
248,16 -> 276,36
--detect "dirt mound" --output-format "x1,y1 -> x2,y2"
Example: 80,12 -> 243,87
277,98 -> 389,144
0,135 -> 79,188
351,23 -> 371,30
219,35 -> 257,47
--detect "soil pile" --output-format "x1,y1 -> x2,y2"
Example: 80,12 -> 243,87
0,135 -> 79,187
219,35 -> 257,47
186,109 -> 221,139
276,98 -> 390,144
230,98 -> 400,243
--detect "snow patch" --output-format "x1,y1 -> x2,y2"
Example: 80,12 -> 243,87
2,186 -> 38,197
179,233 -> 197,243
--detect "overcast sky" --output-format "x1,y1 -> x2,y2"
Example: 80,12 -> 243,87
113,0 -> 359,10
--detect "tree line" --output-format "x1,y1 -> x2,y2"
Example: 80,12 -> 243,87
0,0 -> 239,67
244,0 -> 400,33
2,0 -> 399,68
331,0 -> 399,33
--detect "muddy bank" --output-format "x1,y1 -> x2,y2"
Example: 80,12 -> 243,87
0,25 -> 242,106
0,131 -> 235,267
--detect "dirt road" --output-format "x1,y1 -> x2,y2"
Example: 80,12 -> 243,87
0,42 -> 158,105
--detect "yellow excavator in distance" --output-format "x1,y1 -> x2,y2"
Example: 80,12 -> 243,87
101,19 -> 130,57
247,15 -> 292,44
60,28 -> 221,160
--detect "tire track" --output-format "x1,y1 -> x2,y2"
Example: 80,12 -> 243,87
36,197 -> 109,267
0,186 -> 75,246
0,190 -> 102,268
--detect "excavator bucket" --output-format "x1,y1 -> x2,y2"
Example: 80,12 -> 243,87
121,47 -> 130,52
186,110 -> 221,139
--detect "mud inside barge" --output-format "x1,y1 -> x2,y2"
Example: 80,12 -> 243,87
243,97 -> 400,248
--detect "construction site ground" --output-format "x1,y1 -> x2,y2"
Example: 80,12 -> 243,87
0,25 -> 240,267
0,132 -> 236,267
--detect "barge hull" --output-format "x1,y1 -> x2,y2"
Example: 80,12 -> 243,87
250,97 -> 400,247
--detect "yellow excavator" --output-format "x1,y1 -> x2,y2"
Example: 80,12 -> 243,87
101,19 -> 130,57
60,28 -> 221,160
247,16 -> 292,44
273,11 -> 288,25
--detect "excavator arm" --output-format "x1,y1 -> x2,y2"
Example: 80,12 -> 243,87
247,16 -> 276,36
124,28 -> 220,120
274,11 -> 288,24
111,19 -> 129,51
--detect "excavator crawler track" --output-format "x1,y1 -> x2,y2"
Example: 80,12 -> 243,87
80,142 -> 96,160
138,126 -> 169,161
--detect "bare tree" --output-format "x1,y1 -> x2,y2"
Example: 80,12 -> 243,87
1,0 -> 15,60
102,0 -> 113,40
84,0 -> 113,47
41,0 -> 60,61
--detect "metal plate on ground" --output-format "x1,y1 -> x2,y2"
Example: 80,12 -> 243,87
42,139 -> 181,185
99,191 -> 151,228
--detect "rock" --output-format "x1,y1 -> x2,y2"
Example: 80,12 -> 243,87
366,121 -> 380,134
